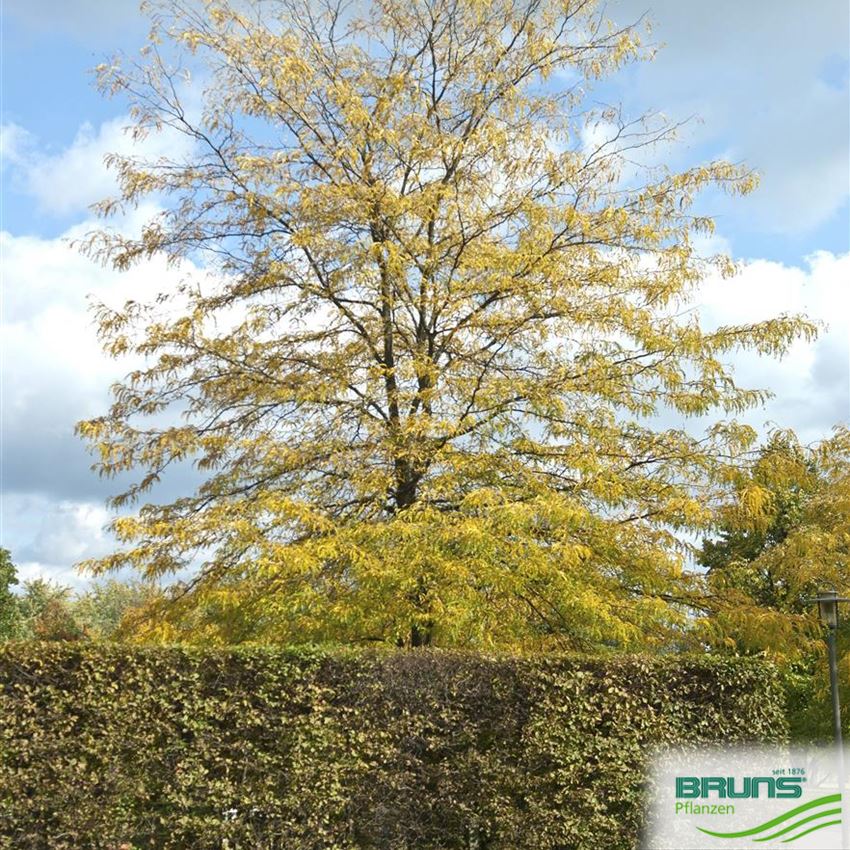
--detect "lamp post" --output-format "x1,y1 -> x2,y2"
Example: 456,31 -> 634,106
816,591 -> 846,746
811,589 -> 850,850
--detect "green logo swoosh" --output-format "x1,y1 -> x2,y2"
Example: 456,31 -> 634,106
696,793 -> 841,839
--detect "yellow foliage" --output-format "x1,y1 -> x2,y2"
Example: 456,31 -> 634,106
700,428 -> 850,663
76,0 -> 815,649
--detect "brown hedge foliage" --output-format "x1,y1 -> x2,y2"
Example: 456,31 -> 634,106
0,645 -> 786,849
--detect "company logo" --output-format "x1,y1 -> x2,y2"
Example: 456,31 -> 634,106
649,748 -> 847,847
676,776 -> 805,799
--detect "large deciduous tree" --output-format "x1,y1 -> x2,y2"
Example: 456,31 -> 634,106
78,0 -> 813,648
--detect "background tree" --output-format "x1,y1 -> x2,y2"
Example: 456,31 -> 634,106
73,578 -> 165,640
697,427 -> 850,741
0,564 -> 161,642
0,549 -> 20,640
698,427 -> 850,661
78,0 -> 813,648
15,579 -> 83,642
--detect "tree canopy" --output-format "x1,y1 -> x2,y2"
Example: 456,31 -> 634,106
0,559 -> 162,642
698,427 -> 850,663
78,0 -> 814,648
0,549 -> 19,641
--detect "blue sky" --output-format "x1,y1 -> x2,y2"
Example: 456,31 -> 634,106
1,0 -> 848,587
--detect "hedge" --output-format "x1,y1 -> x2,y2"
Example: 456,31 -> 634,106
0,644 -> 787,849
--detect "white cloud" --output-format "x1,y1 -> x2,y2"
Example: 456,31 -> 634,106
0,214 -> 211,495
0,110 -> 210,585
3,115 -> 196,217
696,250 -> 850,442
0,218 -> 211,581
2,494 -> 113,588
0,123 -> 32,171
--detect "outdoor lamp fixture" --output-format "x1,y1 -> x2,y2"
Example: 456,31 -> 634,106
809,589 -> 850,745
817,588 -> 845,630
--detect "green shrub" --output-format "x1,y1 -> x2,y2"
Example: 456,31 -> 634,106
0,645 -> 787,849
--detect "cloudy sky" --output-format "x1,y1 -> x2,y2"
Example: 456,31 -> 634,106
1,0 -> 848,587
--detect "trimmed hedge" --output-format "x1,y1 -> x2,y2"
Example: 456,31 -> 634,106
0,645 -> 786,849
